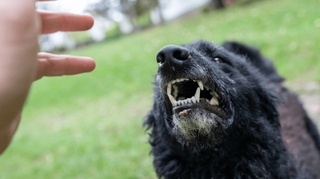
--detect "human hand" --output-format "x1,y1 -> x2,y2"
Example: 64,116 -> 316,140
0,0 -> 95,154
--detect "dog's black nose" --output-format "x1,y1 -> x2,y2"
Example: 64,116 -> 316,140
156,45 -> 190,65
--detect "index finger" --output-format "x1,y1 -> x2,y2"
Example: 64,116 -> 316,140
39,11 -> 94,34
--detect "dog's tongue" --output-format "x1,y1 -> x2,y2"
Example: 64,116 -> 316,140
179,109 -> 190,116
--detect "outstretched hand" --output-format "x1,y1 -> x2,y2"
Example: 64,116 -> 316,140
0,0 -> 96,154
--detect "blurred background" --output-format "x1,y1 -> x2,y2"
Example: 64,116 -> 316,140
0,0 -> 319,178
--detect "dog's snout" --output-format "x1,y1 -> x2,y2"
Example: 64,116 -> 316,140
156,45 -> 190,65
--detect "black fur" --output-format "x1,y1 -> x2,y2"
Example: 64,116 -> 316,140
222,41 -> 320,178
144,40 -> 315,178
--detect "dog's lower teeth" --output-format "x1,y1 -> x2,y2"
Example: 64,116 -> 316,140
191,97 -> 196,103
210,97 -> 219,106
195,87 -> 200,102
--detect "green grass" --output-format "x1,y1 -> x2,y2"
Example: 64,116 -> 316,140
1,0 -> 320,178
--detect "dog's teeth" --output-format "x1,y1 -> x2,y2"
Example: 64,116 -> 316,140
209,97 -> 219,106
167,83 -> 172,95
173,85 -> 178,98
168,94 -> 177,107
195,87 -> 200,102
191,96 -> 196,103
210,91 -> 219,98
172,79 -> 176,84
172,78 -> 189,84
213,91 -> 218,97
197,80 -> 204,90
187,98 -> 192,104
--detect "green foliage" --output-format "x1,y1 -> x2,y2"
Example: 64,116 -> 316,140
0,0 -> 319,178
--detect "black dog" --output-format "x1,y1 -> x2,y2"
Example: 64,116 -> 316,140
144,40 -> 320,178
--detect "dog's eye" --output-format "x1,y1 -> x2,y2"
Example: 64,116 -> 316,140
214,57 -> 225,63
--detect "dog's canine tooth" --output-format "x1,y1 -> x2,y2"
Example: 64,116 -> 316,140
167,82 -> 172,95
191,96 -> 196,103
197,80 -> 204,90
173,85 -> 178,98
213,91 -> 219,97
195,87 -> 200,102
168,94 -> 177,107
209,97 -> 219,106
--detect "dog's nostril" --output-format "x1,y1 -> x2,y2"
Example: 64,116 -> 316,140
156,45 -> 190,65
156,52 -> 166,64
173,49 -> 190,61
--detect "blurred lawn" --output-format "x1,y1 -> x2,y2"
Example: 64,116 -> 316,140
1,0 -> 320,178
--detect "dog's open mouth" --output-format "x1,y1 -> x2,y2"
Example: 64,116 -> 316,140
166,78 -> 228,119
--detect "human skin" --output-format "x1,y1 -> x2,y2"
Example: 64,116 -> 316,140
0,0 -> 96,154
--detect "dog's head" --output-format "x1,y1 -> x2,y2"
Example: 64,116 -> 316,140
145,40 -> 279,151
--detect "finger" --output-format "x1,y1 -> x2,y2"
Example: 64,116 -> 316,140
35,53 -> 96,80
39,11 -> 94,34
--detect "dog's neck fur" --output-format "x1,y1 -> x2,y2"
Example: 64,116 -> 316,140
147,107 -> 296,179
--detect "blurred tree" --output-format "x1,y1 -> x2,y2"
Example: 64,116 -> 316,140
86,0 -> 111,17
87,0 -> 162,33
135,0 -> 158,17
211,0 -> 225,9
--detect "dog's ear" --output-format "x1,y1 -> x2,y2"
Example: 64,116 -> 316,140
222,41 -> 284,83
